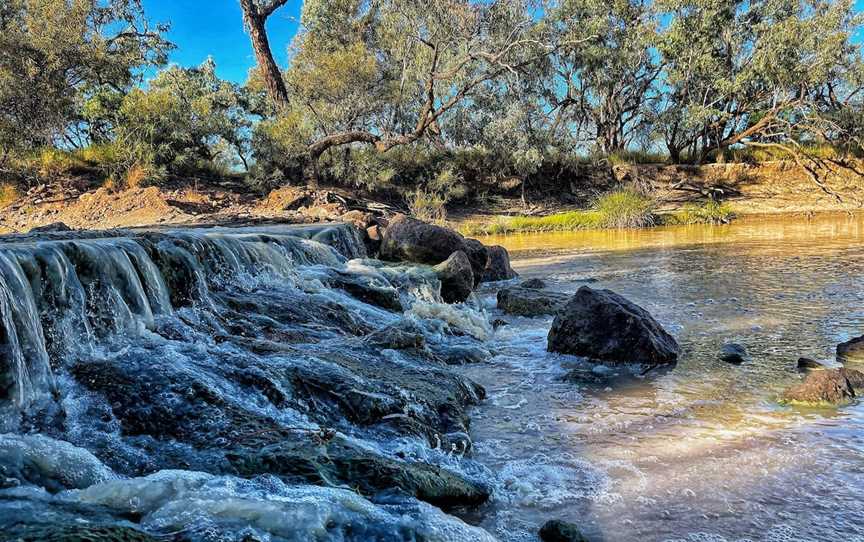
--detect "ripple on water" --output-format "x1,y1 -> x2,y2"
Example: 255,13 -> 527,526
468,216 -> 864,541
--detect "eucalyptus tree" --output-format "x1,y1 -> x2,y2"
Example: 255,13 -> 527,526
0,0 -> 171,161
541,0 -> 661,156
656,0 -> 863,165
244,0 -> 553,185
238,0 -> 291,110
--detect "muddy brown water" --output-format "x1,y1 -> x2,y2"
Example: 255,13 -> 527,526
463,213 -> 864,542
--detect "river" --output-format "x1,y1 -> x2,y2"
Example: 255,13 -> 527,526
464,213 -> 864,541
0,215 -> 863,541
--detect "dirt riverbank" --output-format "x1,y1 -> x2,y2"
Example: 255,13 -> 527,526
2,160 -> 862,234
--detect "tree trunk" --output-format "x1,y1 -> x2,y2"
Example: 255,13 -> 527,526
239,0 -> 290,111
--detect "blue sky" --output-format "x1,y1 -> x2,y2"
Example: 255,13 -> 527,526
146,0 -> 864,84
142,1 -> 303,83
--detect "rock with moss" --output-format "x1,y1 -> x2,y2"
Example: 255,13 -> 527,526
781,368 -> 859,405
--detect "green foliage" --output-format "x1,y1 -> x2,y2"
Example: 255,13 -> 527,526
606,150 -> 669,165
592,189 -> 657,228
0,0 -> 171,155
112,59 -> 252,184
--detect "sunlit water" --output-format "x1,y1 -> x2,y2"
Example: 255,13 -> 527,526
463,213 -> 864,542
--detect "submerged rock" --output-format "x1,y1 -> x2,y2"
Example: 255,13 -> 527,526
547,286 -> 680,365
433,251 -> 475,303
539,519 -> 588,542
837,335 -> 864,363
482,245 -> 518,282
720,343 -> 747,364
0,434 -> 115,492
0,524 -> 159,542
781,368 -> 858,405
497,286 -> 570,317
323,269 -> 403,312
227,435 -> 490,508
798,357 -> 832,371
520,278 -> 546,289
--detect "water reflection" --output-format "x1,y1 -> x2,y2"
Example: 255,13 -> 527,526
465,212 -> 864,541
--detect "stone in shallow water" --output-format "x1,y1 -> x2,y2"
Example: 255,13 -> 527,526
797,357 -> 833,371
547,286 -> 680,366
433,250 -> 475,304
520,278 -> 546,289
227,435 -> 490,508
781,368 -> 859,405
539,519 -> 588,542
720,343 -> 747,364
837,335 -> 864,363
497,286 -> 570,317
481,245 -> 518,282
380,214 -> 467,266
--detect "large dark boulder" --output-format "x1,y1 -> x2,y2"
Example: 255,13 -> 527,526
781,368 -> 858,405
547,286 -> 680,365
497,286 -> 570,317
433,251 -> 475,304
539,520 -> 588,542
482,245 -> 518,282
380,214 -> 467,266
837,335 -> 864,363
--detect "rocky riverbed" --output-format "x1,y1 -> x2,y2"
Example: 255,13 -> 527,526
0,216 -> 543,541
4,214 -> 864,542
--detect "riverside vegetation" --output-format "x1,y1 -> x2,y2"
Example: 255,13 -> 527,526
2,0 -> 864,224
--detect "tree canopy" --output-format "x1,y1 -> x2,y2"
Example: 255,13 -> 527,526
1,0 -> 863,197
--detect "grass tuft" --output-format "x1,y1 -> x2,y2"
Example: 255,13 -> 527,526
458,189 -> 657,235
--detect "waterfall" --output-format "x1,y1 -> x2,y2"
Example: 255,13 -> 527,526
0,225 -> 366,408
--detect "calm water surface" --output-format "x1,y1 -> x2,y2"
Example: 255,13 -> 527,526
464,214 -> 864,542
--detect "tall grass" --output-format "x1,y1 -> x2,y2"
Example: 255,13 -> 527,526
458,189 -> 657,235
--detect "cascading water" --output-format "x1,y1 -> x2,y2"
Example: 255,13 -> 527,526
0,224 -> 499,541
